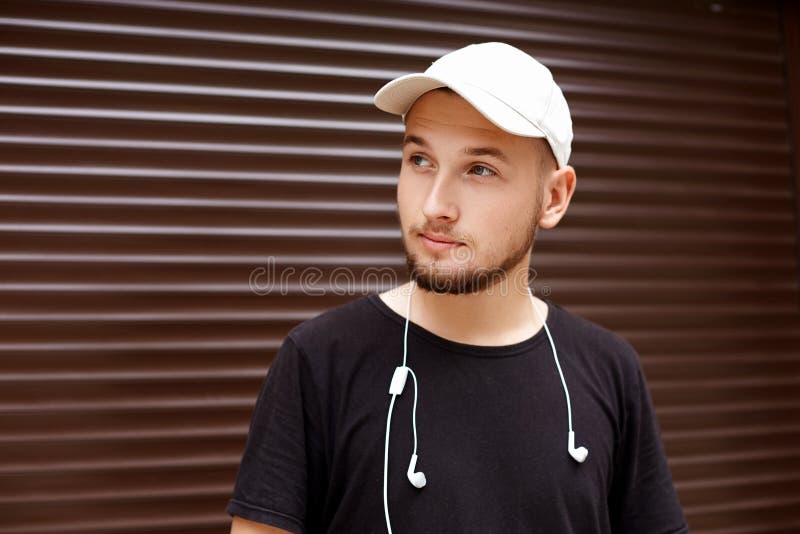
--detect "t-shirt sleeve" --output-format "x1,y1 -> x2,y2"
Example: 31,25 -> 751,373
609,343 -> 690,533
226,334 -> 327,534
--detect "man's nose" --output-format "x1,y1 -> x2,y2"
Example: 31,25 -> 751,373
421,169 -> 459,222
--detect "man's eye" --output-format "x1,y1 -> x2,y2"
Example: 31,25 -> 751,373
410,154 -> 431,167
471,165 -> 496,177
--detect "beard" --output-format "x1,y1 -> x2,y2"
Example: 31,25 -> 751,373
401,206 -> 541,295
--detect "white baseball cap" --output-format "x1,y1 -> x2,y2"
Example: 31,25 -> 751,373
373,41 -> 573,169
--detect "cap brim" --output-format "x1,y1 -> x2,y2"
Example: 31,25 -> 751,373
373,73 -> 547,140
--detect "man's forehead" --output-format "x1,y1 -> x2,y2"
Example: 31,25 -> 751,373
403,90 -> 539,159
407,115 -> 506,137
403,89 -> 554,168
405,89 -> 502,134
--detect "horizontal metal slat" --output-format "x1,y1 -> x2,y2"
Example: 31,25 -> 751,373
0,16 -> 786,89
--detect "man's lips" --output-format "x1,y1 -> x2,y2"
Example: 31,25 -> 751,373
419,232 -> 464,251
421,233 -> 461,244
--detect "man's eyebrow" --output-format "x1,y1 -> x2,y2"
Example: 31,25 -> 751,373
464,146 -> 509,163
402,135 -> 427,148
402,135 -> 510,163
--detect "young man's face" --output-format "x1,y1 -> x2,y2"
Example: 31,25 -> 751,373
397,88 -> 552,294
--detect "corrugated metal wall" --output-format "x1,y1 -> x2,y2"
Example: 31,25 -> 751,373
1,0 -> 798,532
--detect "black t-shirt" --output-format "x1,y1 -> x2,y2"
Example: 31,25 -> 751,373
226,293 -> 689,533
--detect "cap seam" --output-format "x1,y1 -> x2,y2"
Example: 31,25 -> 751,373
459,78 -> 549,138
539,82 -> 560,167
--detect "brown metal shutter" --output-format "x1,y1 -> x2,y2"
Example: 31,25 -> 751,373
1,0 -> 798,532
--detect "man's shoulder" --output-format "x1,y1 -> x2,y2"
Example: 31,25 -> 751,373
286,292 -> 381,350
549,299 -> 642,372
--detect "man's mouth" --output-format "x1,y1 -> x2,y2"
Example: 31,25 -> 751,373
420,232 -> 463,250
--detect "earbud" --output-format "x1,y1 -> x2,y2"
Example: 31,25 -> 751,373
568,431 -> 588,463
406,453 -> 427,488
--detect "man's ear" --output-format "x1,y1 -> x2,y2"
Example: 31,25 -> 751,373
537,164 -> 577,230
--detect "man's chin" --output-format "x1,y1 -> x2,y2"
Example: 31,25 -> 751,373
415,278 -> 470,295
409,267 -> 509,295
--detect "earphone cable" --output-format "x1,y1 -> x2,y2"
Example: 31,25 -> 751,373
383,394 -> 397,534
528,286 -> 574,433
383,280 -> 417,534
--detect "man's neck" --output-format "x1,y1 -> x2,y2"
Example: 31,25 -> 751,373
380,269 -> 548,347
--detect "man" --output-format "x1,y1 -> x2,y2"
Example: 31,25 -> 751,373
228,42 -> 689,533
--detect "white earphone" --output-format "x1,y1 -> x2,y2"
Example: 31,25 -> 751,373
407,453 -> 426,489
382,280 -> 587,534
